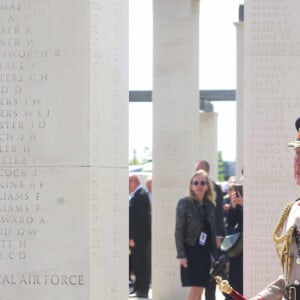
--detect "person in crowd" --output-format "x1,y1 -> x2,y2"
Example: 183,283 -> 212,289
250,118 -> 300,300
145,176 -> 152,283
145,176 -> 152,204
223,177 -> 237,235
129,174 -> 151,298
225,183 -> 243,298
195,160 -> 226,300
221,178 -> 237,282
222,176 -> 236,213
175,169 -> 217,300
195,160 -> 225,246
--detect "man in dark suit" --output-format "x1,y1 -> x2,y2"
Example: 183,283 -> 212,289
129,174 -> 151,298
195,160 -> 226,300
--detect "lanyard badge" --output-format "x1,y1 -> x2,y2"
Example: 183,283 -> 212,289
199,232 -> 207,246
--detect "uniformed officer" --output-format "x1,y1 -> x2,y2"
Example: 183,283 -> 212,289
250,118 -> 300,300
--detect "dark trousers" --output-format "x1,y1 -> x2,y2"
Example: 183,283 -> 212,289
229,252 -> 243,294
205,278 -> 216,300
131,240 -> 150,294
146,240 -> 151,283
207,250 -> 227,300
129,252 -> 133,278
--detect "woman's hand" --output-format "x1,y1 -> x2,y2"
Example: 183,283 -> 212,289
237,191 -> 243,206
230,191 -> 238,208
216,236 -> 223,248
179,257 -> 188,268
230,191 -> 243,208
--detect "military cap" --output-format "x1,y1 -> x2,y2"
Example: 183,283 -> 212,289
288,118 -> 300,148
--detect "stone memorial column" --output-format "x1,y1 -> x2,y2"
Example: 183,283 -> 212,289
0,1 -> 128,300
235,5 -> 244,181
199,111 -> 218,181
152,0 -> 200,299
244,0 -> 300,297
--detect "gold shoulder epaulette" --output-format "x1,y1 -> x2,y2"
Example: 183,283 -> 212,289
273,202 -> 295,277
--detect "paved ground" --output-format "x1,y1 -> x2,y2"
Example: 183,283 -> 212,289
129,288 -> 226,299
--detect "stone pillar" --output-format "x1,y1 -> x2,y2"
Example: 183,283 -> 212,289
243,1 -> 300,297
199,111 -> 218,181
0,1 -> 128,300
234,5 -> 244,180
152,0 -> 200,299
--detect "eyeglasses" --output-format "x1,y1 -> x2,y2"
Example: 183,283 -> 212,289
192,181 -> 207,186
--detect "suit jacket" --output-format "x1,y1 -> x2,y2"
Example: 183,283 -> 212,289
175,197 -> 217,258
129,187 -> 151,243
213,181 -> 226,237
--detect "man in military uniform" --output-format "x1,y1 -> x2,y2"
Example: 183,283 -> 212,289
250,118 -> 300,300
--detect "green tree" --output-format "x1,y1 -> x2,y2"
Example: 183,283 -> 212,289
129,149 -> 141,165
218,151 -> 225,182
142,146 -> 151,164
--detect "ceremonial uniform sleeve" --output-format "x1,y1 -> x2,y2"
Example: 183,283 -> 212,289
249,275 -> 285,300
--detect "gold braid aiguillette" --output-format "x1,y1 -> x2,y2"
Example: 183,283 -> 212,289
273,202 -> 295,277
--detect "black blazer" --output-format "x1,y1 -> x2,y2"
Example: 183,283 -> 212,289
227,204 -> 243,233
129,187 -> 151,243
175,197 -> 217,258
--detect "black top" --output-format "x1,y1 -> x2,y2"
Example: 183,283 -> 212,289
227,204 -> 243,233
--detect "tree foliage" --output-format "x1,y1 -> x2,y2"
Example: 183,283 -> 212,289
218,151 -> 225,182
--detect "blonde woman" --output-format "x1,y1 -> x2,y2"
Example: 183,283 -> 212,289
175,169 -> 217,300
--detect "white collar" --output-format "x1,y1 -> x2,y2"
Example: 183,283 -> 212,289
129,184 -> 142,200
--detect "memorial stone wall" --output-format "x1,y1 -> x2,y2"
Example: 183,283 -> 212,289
244,0 -> 300,296
153,0 -> 200,299
0,1 -> 128,300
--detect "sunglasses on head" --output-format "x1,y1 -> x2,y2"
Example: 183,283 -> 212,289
192,181 -> 207,186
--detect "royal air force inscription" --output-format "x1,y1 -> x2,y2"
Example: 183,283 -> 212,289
0,1 -> 86,292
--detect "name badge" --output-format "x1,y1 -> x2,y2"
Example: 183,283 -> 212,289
199,232 -> 207,246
